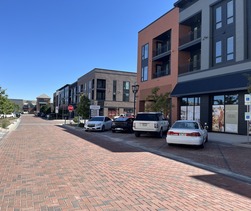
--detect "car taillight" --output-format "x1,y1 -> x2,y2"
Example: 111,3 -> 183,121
186,132 -> 201,137
167,131 -> 179,136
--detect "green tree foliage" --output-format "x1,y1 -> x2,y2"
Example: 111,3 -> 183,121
0,86 -> 15,115
76,94 -> 90,119
40,104 -> 51,114
145,87 -> 170,116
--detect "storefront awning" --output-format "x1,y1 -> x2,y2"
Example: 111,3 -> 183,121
171,71 -> 251,97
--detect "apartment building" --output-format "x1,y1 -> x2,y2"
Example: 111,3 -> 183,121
77,68 -> 136,118
171,0 -> 251,135
137,7 -> 180,124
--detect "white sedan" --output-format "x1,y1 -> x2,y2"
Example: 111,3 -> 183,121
85,116 -> 112,132
166,120 -> 208,148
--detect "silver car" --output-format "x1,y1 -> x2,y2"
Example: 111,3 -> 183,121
166,120 -> 208,148
85,116 -> 112,132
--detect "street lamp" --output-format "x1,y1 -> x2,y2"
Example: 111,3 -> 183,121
132,84 -> 139,116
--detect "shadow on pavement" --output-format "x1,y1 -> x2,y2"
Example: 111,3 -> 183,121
59,125 -> 143,153
192,174 -> 251,199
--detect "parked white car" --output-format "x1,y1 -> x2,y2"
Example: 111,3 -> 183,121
166,120 -> 208,148
85,116 -> 112,132
0,113 -> 15,118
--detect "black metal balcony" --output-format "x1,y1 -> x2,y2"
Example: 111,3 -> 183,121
179,28 -> 201,46
153,43 -> 171,57
152,68 -> 170,79
179,60 -> 201,74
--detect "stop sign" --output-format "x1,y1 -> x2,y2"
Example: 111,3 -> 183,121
68,105 -> 74,112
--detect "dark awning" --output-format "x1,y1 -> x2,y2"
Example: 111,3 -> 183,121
171,70 -> 251,97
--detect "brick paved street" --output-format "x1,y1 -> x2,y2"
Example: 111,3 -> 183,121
0,115 -> 251,211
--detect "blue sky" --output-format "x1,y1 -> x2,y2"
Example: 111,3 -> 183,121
0,0 -> 176,100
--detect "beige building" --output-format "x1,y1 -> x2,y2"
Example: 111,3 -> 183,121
77,68 -> 136,118
36,94 -> 51,113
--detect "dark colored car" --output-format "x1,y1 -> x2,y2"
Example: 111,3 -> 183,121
111,117 -> 134,133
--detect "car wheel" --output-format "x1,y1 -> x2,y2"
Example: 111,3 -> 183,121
112,130 -> 115,133
102,125 -> 105,132
205,135 -> 208,142
157,128 -> 163,138
135,132 -> 140,137
199,141 -> 205,149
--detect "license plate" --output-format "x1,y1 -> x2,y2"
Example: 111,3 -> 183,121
142,123 -> 147,126
179,133 -> 185,136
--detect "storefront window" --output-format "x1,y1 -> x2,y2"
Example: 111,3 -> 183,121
212,94 -> 238,133
180,97 -> 200,121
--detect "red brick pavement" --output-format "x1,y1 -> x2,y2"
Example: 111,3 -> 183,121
0,115 -> 250,211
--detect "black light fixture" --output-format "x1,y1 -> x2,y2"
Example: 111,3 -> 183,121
132,84 -> 139,116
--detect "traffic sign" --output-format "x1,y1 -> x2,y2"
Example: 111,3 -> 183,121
68,105 -> 74,112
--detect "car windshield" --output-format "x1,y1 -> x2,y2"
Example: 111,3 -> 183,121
89,117 -> 104,121
172,121 -> 199,129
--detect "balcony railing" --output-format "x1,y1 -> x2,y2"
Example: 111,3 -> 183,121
153,43 -> 171,57
179,60 -> 201,74
152,68 -> 170,79
179,28 -> 201,46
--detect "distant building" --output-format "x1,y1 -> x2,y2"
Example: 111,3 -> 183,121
54,68 -> 137,119
77,68 -> 137,118
36,94 -> 51,113
10,99 -> 36,113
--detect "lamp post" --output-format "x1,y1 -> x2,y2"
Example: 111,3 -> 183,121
132,84 -> 139,116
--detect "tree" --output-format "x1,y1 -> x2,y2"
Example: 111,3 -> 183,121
145,87 -> 171,117
0,86 -> 14,115
40,104 -> 51,114
76,94 -> 90,119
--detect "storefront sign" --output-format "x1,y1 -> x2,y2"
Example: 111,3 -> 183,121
244,94 -> 251,105
245,112 -> 251,121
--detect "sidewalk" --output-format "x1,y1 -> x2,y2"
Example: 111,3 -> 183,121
209,132 -> 251,148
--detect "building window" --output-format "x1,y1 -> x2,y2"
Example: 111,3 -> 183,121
180,97 -> 200,121
113,80 -> 117,101
212,94 -> 238,133
142,44 -> 149,59
97,79 -> 106,89
227,36 -> 234,61
96,90 -> 105,100
141,66 -> 148,82
227,0 -> 234,24
215,41 -> 222,63
212,0 -> 235,66
123,81 -> 130,102
215,6 -> 222,29
96,79 -> 106,101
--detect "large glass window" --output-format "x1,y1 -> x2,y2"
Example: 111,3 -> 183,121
113,80 -> 117,101
180,97 -> 200,121
141,44 -> 149,60
212,94 -> 238,133
227,36 -> 234,61
213,1 -> 235,66
141,66 -> 148,82
123,81 -> 130,102
227,0 -> 234,24
215,6 -> 222,29
215,41 -> 222,63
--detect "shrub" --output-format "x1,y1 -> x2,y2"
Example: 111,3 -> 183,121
1,119 -> 10,129
73,117 -> 79,123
